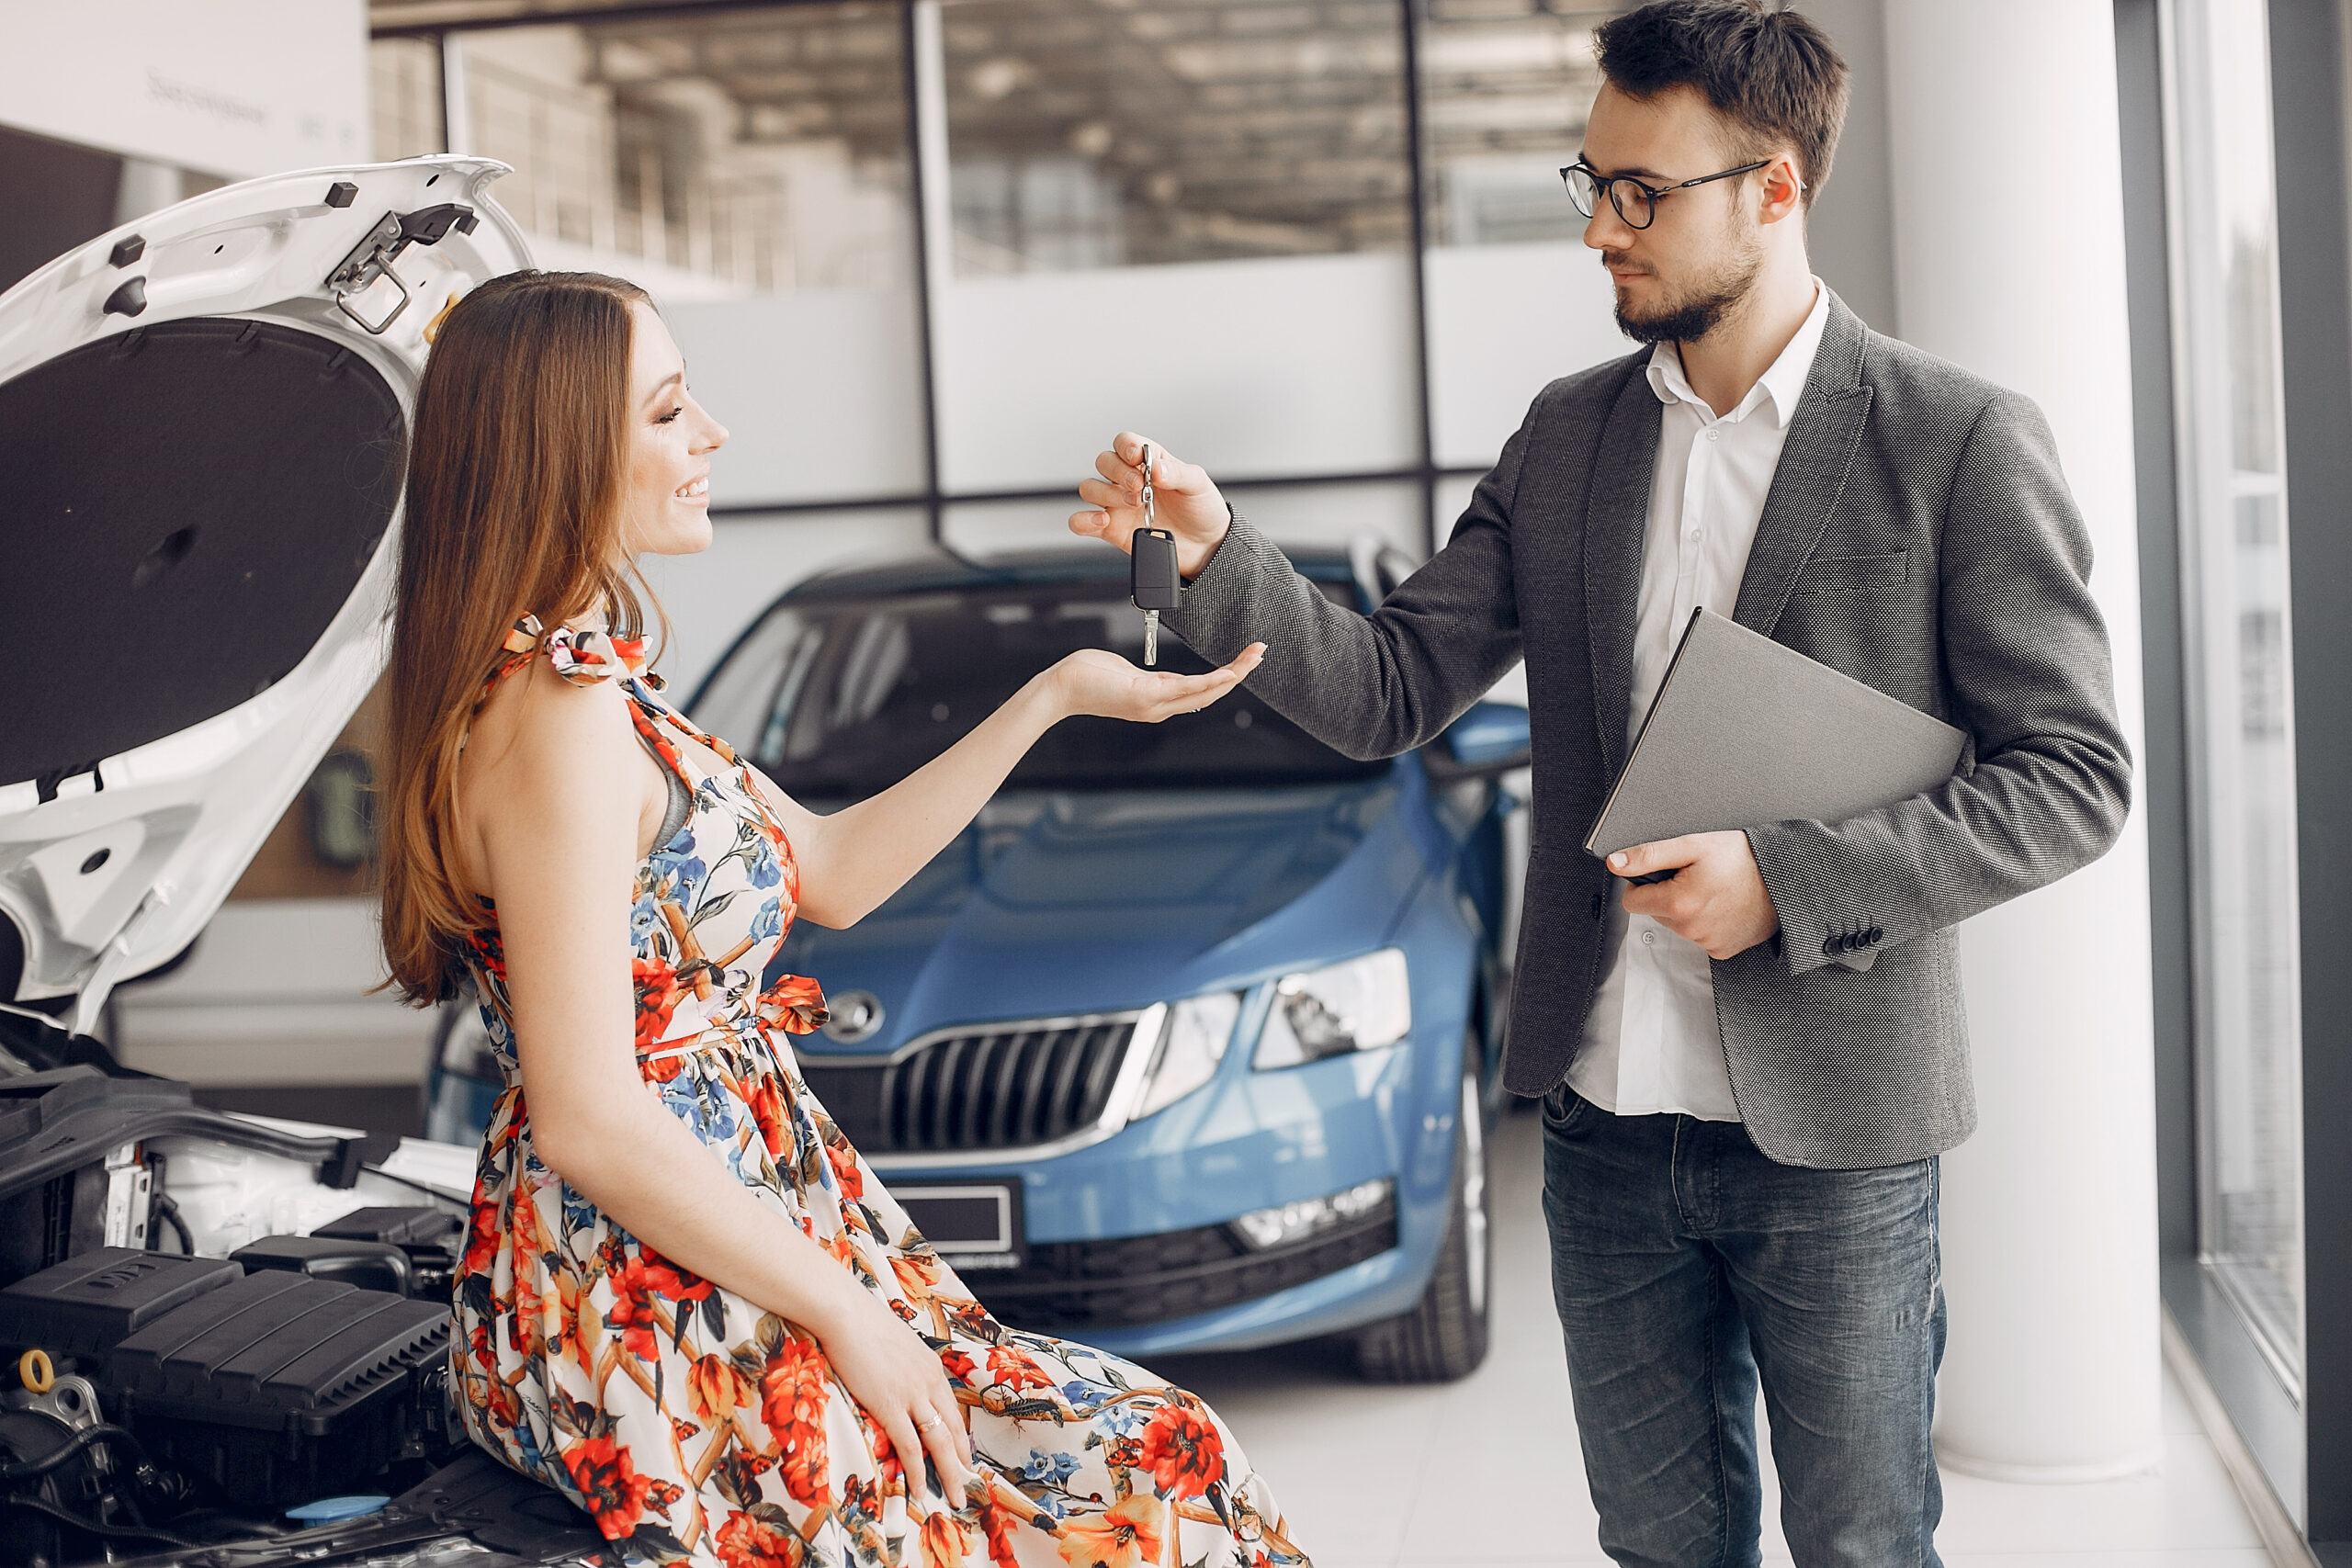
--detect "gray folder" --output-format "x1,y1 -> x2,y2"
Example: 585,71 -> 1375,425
1585,608 -> 1966,862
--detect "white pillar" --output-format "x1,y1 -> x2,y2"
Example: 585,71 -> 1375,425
1880,0 -> 2164,1480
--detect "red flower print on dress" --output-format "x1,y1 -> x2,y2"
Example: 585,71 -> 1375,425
1137,1400 -> 1225,1499
919,1507 -> 978,1568
979,1493 -> 1023,1568
563,1433 -> 653,1538
746,1074 -> 788,1159
716,1506 -> 808,1568
462,1199 -> 501,1274
758,973 -> 828,1035
759,1334 -> 832,1510
825,1138 -> 865,1202
639,1250 -> 716,1308
606,1258 -> 666,1362
985,1346 -> 1053,1393
633,955 -> 683,1051
1055,1492 -> 1167,1568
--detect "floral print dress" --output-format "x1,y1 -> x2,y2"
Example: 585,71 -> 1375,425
451,618 -> 1308,1568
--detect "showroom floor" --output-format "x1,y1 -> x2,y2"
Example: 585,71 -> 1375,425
1155,1106 -> 2275,1568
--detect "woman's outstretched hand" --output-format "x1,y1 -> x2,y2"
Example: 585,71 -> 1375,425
1046,643 -> 1266,724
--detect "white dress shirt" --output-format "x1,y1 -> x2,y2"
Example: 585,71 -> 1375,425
1566,281 -> 1831,1122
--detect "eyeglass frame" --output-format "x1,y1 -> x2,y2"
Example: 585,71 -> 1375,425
1559,157 -> 1774,231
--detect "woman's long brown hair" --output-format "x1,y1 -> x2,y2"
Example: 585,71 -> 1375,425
379,270 -> 662,1005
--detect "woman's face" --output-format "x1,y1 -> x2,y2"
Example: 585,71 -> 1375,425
618,299 -> 727,558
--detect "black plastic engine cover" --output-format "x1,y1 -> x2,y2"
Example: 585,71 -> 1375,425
0,1247 -> 455,1507
0,1247 -> 242,1355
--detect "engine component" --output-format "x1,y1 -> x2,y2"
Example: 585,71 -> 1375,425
311,1206 -> 463,1300
0,1248 -> 456,1510
232,1235 -> 412,1298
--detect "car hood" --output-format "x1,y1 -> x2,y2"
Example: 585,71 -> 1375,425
780,776 -> 1429,1052
0,158 -> 530,1029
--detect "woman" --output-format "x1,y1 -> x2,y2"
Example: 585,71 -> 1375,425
379,271 -> 1300,1568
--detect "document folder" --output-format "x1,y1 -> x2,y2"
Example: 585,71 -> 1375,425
1584,608 -> 1967,862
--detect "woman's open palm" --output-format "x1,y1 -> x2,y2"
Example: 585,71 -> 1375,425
1049,643 -> 1265,724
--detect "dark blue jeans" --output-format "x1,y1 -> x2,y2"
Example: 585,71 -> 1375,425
1541,1087 -> 1945,1568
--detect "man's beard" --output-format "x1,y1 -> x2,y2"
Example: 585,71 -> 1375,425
1609,227 -> 1766,345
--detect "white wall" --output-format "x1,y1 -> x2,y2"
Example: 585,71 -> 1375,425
0,0 -> 368,178
935,252 -> 1422,491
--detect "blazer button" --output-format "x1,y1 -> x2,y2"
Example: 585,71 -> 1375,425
1865,926 -> 1883,945
1821,934 -> 1841,956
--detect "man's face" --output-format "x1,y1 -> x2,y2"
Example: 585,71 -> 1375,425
1579,83 -> 1767,344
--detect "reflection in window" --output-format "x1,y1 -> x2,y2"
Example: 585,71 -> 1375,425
2167,0 -> 2304,1393
443,5 -> 913,294
1422,1 -> 1621,246
942,0 -> 1412,274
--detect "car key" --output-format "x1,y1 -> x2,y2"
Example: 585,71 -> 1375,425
1131,444 -> 1181,666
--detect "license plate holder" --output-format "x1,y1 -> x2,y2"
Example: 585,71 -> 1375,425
894,1182 -> 1024,1272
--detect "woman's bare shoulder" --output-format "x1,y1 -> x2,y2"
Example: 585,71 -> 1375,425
460,656 -> 657,832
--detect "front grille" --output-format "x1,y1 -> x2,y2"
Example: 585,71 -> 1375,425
798,1013 -> 1141,1154
967,1197 -> 1398,1331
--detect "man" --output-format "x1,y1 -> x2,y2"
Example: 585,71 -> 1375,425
1069,2 -> 2131,1563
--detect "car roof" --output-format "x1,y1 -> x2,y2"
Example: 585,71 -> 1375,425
780,545 -> 1360,602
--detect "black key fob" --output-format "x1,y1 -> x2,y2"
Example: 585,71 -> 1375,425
1131,527 -> 1181,612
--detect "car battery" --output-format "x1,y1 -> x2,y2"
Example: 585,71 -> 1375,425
0,1247 -> 455,1508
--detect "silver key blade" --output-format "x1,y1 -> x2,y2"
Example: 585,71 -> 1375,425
1145,609 -> 1159,667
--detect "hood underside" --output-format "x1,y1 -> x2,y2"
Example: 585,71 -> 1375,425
1,318 -> 403,789
0,157 -> 531,1020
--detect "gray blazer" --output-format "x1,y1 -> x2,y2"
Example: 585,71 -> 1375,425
1166,293 -> 2132,1169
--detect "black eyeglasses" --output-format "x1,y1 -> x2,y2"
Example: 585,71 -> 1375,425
1560,159 -> 1772,230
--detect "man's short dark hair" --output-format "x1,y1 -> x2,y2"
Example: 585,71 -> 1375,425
1593,2 -> 1849,209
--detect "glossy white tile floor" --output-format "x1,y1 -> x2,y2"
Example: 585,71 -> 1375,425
1151,1104 -> 2271,1568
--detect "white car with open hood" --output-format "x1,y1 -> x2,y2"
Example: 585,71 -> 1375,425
0,158 -> 626,1565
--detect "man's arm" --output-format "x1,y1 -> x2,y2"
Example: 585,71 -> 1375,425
1070,410 -> 1541,761
1746,389 -> 2134,975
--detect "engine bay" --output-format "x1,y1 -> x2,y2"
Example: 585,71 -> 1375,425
0,1004 -> 605,1567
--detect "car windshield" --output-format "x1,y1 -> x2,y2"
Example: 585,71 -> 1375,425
692,575 -> 1390,798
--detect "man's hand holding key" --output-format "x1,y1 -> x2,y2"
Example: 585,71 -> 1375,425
1070,432 -> 1233,581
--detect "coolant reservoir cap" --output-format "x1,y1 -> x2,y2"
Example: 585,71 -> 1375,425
287,1495 -> 390,1523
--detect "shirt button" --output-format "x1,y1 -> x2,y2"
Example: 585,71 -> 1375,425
1687,528 -> 1702,542
1706,429 -> 1721,442
1641,931 -> 1657,946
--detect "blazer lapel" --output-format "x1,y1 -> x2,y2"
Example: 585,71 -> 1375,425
1732,294 -> 1875,637
1582,367 -> 1662,780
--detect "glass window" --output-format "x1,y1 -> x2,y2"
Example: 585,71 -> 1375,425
931,0 -> 1424,491
2165,0 -> 2305,1394
940,0 -> 1413,275
446,6 -> 913,294
701,578 -> 1385,799
370,38 -> 446,162
1422,0 -> 1616,248
1420,2 -> 1633,469
431,6 -> 930,506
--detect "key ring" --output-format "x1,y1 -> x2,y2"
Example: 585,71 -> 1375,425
1138,443 -> 1156,529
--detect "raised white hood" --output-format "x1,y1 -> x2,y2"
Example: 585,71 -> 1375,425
0,157 -> 531,1032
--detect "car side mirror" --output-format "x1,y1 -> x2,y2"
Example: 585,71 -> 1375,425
1427,701 -> 1531,780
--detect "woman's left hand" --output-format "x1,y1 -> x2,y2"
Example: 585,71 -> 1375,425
1046,643 -> 1265,724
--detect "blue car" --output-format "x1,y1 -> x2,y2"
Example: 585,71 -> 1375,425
429,541 -> 1530,1380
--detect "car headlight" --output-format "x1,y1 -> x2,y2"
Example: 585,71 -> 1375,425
1252,949 -> 1411,1069
1231,1178 -> 1394,1250
1133,991 -> 1244,1118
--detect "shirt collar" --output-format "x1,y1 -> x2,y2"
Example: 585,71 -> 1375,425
1645,277 -> 1830,430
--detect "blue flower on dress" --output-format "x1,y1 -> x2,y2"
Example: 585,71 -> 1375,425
1093,1401 -> 1147,1437
629,897 -> 663,944
1022,1450 -> 1080,1485
747,900 -> 784,946
748,842 -> 783,889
